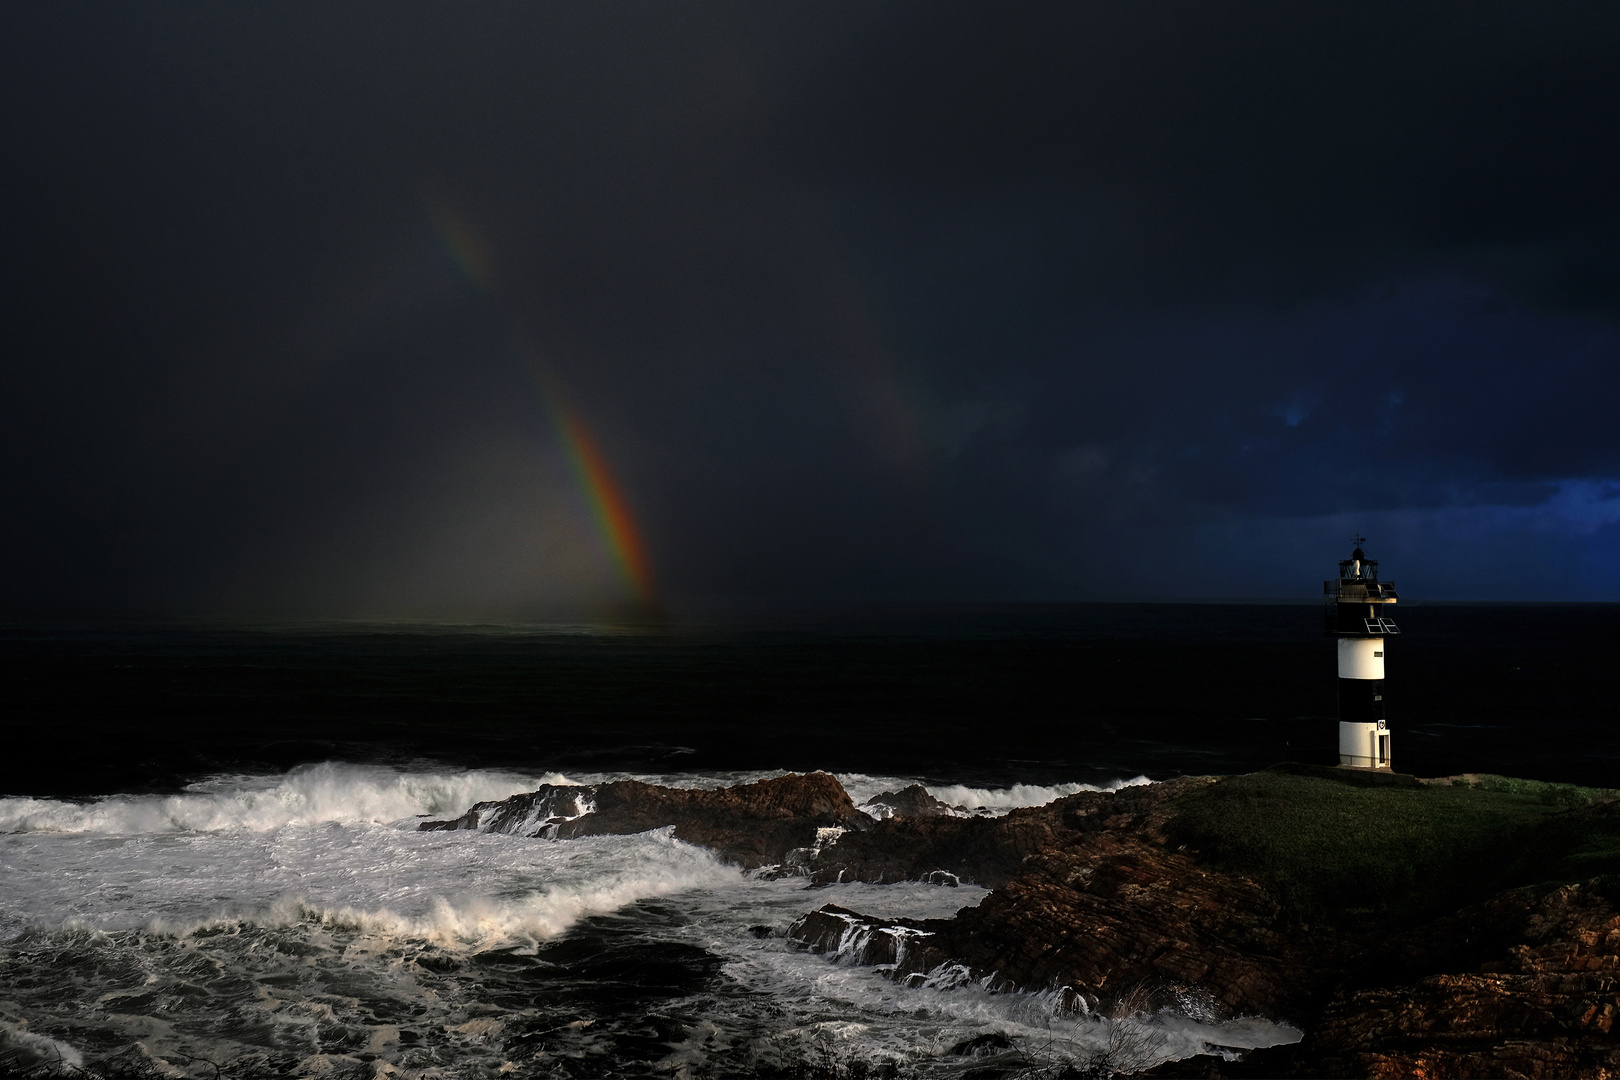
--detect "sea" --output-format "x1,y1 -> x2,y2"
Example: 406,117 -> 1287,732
1,603 -> 1615,1078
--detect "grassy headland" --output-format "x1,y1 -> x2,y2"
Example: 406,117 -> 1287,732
1164,764 -> 1620,928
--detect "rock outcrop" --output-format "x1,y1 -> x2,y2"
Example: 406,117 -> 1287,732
787,904 -> 944,969
858,784 -> 962,819
808,776 -> 1208,888
795,773 -> 1620,1077
425,769 -> 1620,1077
914,838 -> 1335,1018
1225,879 -> 1620,1079
421,771 -> 870,869
792,834 -> 1339,1020
790,775 -> 1341,1017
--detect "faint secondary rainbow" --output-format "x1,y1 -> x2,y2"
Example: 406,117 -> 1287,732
427,196 -> 658,606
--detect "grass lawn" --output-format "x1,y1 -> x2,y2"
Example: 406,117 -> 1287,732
1164,765 -> 1620,927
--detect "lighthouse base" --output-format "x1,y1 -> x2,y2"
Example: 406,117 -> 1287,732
1339,721 -> 1392,769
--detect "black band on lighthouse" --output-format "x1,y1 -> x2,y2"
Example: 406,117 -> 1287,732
1337,677 -> 1385,726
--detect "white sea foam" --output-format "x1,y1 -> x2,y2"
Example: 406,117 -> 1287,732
831,772 -> 1154,817
0,763 -> 1295,1077
834,772 -> 928,807
0,762 -> 563,835
120,828 -> 742,950
3,811 -> 739,947
567,767 -> 834,791
0,1019 -> 85,1071
924,775 -> 1154,814
533,769 -> 1155,820
668,873 -> 1300,1076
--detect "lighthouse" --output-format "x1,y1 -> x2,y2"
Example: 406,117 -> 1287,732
1324,537 -> 1397,769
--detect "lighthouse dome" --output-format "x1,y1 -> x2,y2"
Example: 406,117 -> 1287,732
1351,546 -> 1365,560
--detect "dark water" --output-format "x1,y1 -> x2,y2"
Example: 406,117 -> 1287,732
4,602 -> 1616,796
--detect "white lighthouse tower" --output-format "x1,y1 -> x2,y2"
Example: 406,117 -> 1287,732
1325,537 -> 1397,769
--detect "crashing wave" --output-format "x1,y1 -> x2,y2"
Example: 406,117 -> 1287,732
0,762 -> 561,835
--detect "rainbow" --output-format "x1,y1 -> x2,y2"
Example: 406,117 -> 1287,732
427,197 -> 657,608
549,402 -> 656,606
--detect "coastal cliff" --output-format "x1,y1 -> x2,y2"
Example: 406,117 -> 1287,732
426,768 -> 1620,1077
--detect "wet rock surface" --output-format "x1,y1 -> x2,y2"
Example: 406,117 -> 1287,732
421,771 -> 870,869
859,783 -> 963,819
899,837 -> 1337,1019
810,776 -> 1208,889
800,775 -> 1620,1078
429,770 -> 1620,1077
792,854 -> 1336,1026
787,904 -> 944,969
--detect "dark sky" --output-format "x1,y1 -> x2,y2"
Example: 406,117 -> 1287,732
6,3 -> 1620,618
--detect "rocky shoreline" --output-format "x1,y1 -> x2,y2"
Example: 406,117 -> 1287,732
423,770 -> 1620,1077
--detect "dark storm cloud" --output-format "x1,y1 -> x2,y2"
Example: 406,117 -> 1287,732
4,2 -> 1620,614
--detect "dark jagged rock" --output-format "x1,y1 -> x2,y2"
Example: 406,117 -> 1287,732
787,904 -> 944,968
1267,880 -> 1620,1079
949,1033 -> 1016,1056
810,776 -> 1209,888
902,836 -> 1338,1019
426,768 -> 1620,1077
794,777 -> 1342,1018
420,771 -> 870,869
803,773 -> 1620,1079
422,784 -> 596,835
859,784 -> 961,819
792,830 -> 1340,1020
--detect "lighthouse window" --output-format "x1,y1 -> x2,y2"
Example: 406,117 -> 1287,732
1374,651 -> 1383,657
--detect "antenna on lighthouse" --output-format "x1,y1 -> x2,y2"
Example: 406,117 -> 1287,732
1324,538 -> 1397,768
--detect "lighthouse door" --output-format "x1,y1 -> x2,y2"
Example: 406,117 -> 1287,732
1376,731 -> 1390,768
